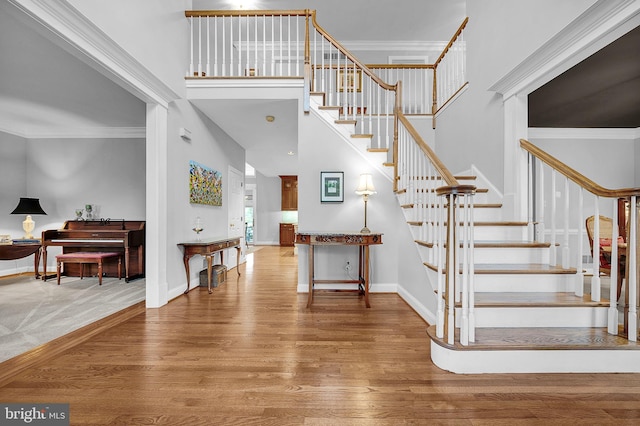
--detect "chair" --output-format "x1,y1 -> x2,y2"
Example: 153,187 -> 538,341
585,215 -> 626,299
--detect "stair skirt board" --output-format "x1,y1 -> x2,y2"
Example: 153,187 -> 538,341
430,343 -> 640,373
457,306 -> 609,328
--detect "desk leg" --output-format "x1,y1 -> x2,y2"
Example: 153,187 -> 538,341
207,254 -> 214,294
363,245 -> 371,308
307,245 -> 314,308
236,246 -> 241,276
34,247 -> 41,279
183,255 -> 191,294
42,247 -> 48,281
124,247 -> 131,282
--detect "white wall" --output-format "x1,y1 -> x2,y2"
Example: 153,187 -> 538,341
0,135 -> 146,275
166,99 -> 245,299
297,110 -> 407,294
0,133 -> 28,240
67,0 -> 191,98
435,0 -> 597,193
254,171 -> 281,245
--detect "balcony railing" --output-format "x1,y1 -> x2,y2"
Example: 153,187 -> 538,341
185,10 -> 468,123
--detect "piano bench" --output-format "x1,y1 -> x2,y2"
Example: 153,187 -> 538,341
55,252 -> 121,286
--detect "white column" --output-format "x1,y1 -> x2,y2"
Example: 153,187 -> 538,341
502,93 -> 528,221
145,103 -> 169,308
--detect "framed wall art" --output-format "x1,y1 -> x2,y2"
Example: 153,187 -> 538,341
189,160 -> 222,206
320,171 -> 344,203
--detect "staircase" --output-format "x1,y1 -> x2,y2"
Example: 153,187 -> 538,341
309,91 -> 640,374
185,8 -> 640,374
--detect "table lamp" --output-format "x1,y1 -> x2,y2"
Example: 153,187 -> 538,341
11,197 -> 47,239
355,174 -> 376,233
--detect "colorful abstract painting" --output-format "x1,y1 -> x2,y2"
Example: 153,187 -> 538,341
189,160 -> 222,206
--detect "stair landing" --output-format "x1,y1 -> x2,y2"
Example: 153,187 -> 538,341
427,325 -> 640,373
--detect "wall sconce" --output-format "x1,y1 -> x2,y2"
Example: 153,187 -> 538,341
355,174 -> 376,233
11,197 -> 47,240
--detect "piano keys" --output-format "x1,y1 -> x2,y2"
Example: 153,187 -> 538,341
42,220 -> 145,282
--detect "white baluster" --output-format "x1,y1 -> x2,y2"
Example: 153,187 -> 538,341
468,196 -> 475,343
189,17 -> 194,76
460,194 -> 469,346
436,192 -> 445,339
608,198 -> 619,334
550,170 -> 557,265
206,18 -> 210,77
562,177 -> 570,268
575,188 -> 584,297
592,197 -> 601,302
628,196 -> 638,341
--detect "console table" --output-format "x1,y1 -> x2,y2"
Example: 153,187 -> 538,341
0,242 -> 41,278
178,237 -> 241,294
295,232 -> 383,308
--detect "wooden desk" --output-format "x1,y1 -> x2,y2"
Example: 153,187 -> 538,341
178,237 -> 241,294
296,232 -> 382,308
0,242 -> 41,278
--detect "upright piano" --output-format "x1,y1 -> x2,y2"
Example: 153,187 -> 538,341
42,220 -> 145,282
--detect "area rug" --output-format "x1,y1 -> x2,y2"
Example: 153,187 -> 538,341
0,275 -> 145,362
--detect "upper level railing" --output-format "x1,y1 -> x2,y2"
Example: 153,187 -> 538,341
521,139 -> 640,340
184,10 -> 468,123
397,111 -> 476,345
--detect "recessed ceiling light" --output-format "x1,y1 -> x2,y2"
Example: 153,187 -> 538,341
287,151 -> 295,156
266,115 -> 275,122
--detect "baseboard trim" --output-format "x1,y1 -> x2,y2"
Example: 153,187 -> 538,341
0,301 -> 146,387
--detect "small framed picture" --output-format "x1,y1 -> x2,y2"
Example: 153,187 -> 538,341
337,69 -> 362,92
320,171 -> 344,203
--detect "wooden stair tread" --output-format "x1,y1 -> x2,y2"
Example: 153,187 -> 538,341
469,291 -> 608,307
414,240 -> 550,248
318,105 -> 340,111
352,134 -> 374,139
424,261 -> 577,274
367,147 -> 388,153
335,119 -> 356,125
427,325 -> 640,351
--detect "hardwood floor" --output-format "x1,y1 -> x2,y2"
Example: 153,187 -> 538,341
1,246 -> 640,424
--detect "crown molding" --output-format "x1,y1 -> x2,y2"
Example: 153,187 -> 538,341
528,127 -> 640,140
7,0 -> 179,107
0,124 -> 145,139
489,0 -> 640,99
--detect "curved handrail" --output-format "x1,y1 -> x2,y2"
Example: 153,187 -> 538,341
520,139 -> 640,198
310,11 -> 397,93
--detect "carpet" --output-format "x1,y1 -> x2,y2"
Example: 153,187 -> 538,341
0,274 -> 145,362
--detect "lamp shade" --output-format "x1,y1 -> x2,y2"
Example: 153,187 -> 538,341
355,174 -> 376,196
10,198 -> 47,215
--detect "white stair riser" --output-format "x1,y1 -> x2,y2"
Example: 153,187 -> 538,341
474,247 -> 549,264
456,306 -> 608,328
473,273 -> 577,292
418,246 -> 551,264
407,224 -> 526,241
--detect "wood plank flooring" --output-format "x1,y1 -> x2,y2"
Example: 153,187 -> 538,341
1,246 -> 640,424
